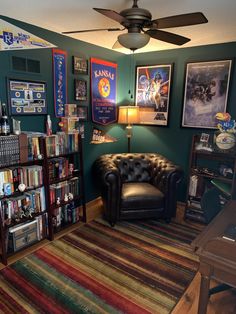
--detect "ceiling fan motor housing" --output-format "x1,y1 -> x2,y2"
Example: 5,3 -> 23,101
120,7 -> 152,30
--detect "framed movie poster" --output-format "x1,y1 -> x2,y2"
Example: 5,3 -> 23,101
135,64 -> 172,126
8,78 -> 47,115
75,79 -> 87,101
73,56 -> 88,74
182,59 -> 232,129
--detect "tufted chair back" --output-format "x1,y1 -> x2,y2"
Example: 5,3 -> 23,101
93,153 -> 183,226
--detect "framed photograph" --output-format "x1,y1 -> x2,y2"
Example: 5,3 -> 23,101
182,59 -> 232,129
77,106 -> 88,121
135,64 -> 172,126
74,79 -> 87,101
73,56 -> 88,75
7,78 -> 47,115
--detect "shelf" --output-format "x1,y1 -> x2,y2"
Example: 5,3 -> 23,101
50,195 -> 81,211
49,171 -> 81,185
185,134 -> 236,224
194,149 -> 236,160
191,169 -> 232,184
0,133 -> 86,265
3,211 -> 47,229
0,184 -> 44,201
46,151 -> 79,159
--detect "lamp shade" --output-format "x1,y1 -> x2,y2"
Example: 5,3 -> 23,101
117,33 -> 150,50
118,106 -> 140,125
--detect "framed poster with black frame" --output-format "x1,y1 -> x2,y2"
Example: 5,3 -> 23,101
74,79 -> 87,101
135,64 -> 173,126
181,59 -> 232,129
7,78 -> 47,115
73,56 -> 88,75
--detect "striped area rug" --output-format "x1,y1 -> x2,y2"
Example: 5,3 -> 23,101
0,219 -> 200,314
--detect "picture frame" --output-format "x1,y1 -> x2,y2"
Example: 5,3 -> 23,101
74,79 -> 87,101
77,106 -> 88,121
135,64 -> 172,126
181,59 -> 232,129
7,78 -> 47,115
72,56 -> 88,75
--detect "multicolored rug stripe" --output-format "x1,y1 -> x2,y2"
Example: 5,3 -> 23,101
0,219 -> 200,314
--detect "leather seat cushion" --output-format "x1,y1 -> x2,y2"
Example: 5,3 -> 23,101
121,182 -> 164,210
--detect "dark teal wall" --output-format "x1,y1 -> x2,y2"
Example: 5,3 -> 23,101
0,16 -> 236,202
130,43 -> 236,200
0,16 -> 130,202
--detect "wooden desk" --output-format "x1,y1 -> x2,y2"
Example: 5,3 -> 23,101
191,200 -> 236,314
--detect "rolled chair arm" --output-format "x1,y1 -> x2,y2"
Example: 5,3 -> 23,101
151,157 -> 184,219
93,156 -> 121,225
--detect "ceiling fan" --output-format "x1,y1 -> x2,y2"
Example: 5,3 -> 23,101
62,0 -> 208,50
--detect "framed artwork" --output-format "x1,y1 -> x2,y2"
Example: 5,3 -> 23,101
77,106 -> 88,121
181,59 -> 232,129
7,78 -> 47,115
135,64 -> 172,126
74,79 -> 87,101
73,56 -> 88,75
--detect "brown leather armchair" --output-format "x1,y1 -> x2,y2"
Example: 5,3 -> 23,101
93,153 -> 183,226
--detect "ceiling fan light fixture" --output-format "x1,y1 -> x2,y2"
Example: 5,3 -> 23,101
117,33 -> 150,50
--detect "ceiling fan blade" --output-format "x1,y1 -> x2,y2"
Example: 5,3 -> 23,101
62,28 -> 123,34
151,12 -> 208,29
93,8 -> 126,24
146,29 -> 190,45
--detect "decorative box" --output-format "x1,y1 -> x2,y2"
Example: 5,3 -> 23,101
8,220 -> 39,252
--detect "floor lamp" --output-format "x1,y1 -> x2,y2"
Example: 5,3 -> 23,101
118,106 -> 140,153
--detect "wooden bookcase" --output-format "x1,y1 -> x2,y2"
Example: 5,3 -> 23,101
185,134 -> 236,224
0,132 -> 86,265
41,132 -> 86,240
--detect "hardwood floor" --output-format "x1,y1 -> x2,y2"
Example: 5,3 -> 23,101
1,199 -> 236,313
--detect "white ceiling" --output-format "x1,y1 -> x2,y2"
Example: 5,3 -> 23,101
1,0 -> 236,54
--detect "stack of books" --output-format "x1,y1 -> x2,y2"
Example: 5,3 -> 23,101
0,135 -> 20,167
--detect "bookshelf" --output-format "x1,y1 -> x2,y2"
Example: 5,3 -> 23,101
0,132 -> 86,264
185,134 -> 236,224
41,132 -> 86,240
0,134 -> 48,265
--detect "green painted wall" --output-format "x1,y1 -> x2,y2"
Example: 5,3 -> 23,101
130,43 -> 236,200
0,16 -> 236,203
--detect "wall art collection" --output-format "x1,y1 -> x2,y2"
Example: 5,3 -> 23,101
7,51 -> 233,133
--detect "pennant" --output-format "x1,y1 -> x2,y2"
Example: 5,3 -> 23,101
0,19 -> 56,51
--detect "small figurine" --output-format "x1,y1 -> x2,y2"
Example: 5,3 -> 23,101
18,183 -> 26,192
64,194 -> 69,202
56,197 -> 61,205
68,192 -> 74,200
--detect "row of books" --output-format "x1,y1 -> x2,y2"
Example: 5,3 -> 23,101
48,157 -> 71,181
49,177 -> 79,205
23,131 -> 79,161
0,165 -> 43,197
46,132 -> 79,157
53,201 -> 80,228
0,135 -> 20,167
0,186 -> 46,226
